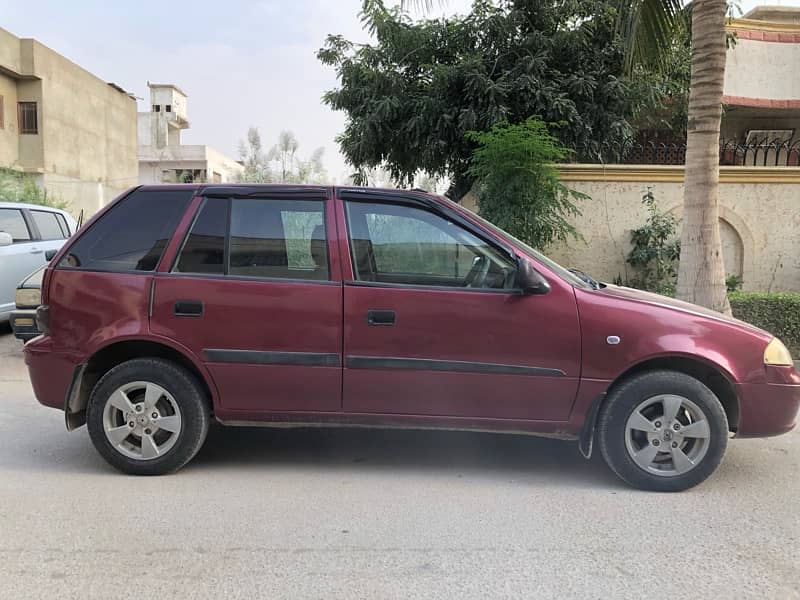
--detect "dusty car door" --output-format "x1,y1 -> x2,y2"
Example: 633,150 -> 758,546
339,192 -> 581,422
151,189 -> 343,417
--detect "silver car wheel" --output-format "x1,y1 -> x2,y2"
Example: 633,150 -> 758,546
102,381 -> 182,461
624,394 -> 711,477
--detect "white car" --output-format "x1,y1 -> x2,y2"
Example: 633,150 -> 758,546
0,201 -> 78,322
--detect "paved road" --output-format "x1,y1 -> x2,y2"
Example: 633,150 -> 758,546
0,326 -> 798,599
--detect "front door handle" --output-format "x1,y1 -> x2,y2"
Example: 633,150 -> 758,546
174,300 -> 203,317
367,309 -> 396,326
29,248 -> 43,254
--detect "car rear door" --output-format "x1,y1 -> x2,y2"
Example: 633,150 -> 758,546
28,208 -> 71,258
338,191 -> 581,422
0,207 -> 42,316
150,189 -> 343,419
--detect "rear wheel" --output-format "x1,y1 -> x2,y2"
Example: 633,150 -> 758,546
87,358 -> 210,475
597,370 -> 728,492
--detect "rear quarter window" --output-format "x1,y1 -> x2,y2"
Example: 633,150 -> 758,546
59,189 -> 193,272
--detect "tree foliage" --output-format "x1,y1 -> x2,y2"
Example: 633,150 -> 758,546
237,128 -> 328,184
625,188 -> 680,295
318,0 -> 649,200
466,119 -> 585,250
0,167 -> 69,210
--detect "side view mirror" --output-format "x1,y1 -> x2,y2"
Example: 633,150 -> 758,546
0,232 -> 12,247
514,258 -> 551,295
45,249 -> 57,261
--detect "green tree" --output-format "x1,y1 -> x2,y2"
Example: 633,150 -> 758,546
237,127 -> 272,183
467,119 -> 585,250
626,188 -> 681,294
319,0 -> 643,201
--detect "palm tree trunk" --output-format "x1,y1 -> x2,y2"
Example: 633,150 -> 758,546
676,0 -> 731,315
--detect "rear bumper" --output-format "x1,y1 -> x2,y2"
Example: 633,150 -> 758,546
736,380 -> 800,437
9,309 -> 41,342
24,336 -> 76,411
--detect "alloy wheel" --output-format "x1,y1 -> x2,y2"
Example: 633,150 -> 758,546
102,381 -> 183,461
624,394 -> 711,477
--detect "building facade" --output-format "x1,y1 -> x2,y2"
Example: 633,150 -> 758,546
0,27 -> 138,217
722,6 -> 800,164
138,83 -> 242,185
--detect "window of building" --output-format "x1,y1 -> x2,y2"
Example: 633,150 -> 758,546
153,105 -> 161,112
174,198 -> 227,275
18,102 -> 38,134
31,210 -> 67,241
165,105 -> 172,113
0,208 -> 31,242
60,189 -> 192,272
212,172 -> 222,184
345,201 -> 515,289
229,199 -> 328,280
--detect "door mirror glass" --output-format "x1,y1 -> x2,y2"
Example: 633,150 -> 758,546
514,258 -> 550,295
0,231 -> 12,247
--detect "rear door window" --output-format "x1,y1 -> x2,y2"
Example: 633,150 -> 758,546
59,189 -> 192,272
31,210 -> 66,240
174,198 -> 227,275
0,208 -> 31,242
228,199 -> 328,280
54,213 -> 71,237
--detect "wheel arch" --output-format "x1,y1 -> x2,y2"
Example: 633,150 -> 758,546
608,355 -> 739,432
65,337 -> 217,430
580,354 -> 740,458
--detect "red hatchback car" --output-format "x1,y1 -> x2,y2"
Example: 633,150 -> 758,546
24,185 -> 800,490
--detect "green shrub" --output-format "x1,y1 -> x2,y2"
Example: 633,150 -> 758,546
729,292 -> 800,356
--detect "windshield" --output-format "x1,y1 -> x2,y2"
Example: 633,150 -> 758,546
466,211 -> 593,290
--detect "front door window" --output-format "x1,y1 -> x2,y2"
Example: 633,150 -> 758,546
345,202 -> 515,289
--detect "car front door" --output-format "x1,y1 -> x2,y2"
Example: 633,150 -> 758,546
151,191 -> 343,419
0,207 -> 42,317
339,193 -> 581,422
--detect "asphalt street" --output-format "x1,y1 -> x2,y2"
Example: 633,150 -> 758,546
0,325 -> 798,599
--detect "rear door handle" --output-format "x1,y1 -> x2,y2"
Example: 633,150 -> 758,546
29,248 -> 43,254
174,300 -> 203,317
367,309 -> 396,326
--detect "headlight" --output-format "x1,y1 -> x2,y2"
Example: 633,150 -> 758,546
764,338 -> 793,366
15,287 -> 41,309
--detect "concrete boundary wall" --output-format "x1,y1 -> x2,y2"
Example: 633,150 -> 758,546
462,165 -> 800,292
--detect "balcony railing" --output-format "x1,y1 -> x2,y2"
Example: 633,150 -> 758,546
569,137 -> 800,167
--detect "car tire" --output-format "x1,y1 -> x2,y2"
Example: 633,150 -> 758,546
86,358 -> 210,475
597,370 -> 728,492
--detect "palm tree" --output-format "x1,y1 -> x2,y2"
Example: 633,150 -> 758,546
402,0 -> 732,313
624,0 -> 731,314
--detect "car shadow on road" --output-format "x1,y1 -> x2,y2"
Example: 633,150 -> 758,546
188,424 -> 621,489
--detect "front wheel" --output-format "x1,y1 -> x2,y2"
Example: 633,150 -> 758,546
597,370 -> 728,492
87,358 -> 210,475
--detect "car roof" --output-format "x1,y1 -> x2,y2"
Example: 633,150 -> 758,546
0,200 -> 70,214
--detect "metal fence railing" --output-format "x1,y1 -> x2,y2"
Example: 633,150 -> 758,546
569,137 -> 800,167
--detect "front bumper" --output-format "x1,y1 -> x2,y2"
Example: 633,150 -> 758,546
736,366 -> 800,437
9,309 -> 41,342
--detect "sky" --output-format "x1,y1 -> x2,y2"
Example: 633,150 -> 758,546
0,0 -> 793,183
